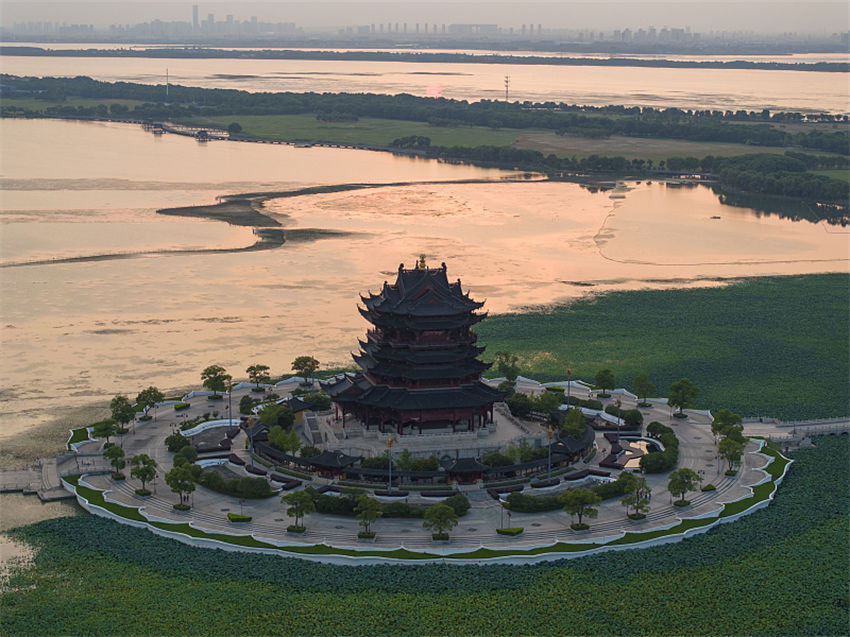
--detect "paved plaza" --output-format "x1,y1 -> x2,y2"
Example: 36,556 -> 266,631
56,383 -> 789,551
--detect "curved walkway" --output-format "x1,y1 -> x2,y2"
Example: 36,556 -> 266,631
59,384 -> 778,557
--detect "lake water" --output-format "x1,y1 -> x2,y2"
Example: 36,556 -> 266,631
1,118 -> 846,441
1,50 -> 847,114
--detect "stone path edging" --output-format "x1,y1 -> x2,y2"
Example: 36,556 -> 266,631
60,440 -> 791,565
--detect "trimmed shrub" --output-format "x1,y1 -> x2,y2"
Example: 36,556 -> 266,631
701,483 -> 717,491
227,513 -> 252,522
565,396 -> 604,411
286,525 -> 305,533
135,488 -> 151,497
496,527 -> 524,536
674,499 -> 691,507
505,491 -> 562,513
571,522 -> 590,531
174,402 -> 190,411
357,531 -> 376,539
443,494 -> 471,517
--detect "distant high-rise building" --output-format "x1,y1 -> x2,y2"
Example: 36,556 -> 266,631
192,5 -> 198,31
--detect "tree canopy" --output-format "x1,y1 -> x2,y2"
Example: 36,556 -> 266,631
135,386 -> 164,412
110,395 -> 136,427
246,364 -> 271,388
201,365 -> 231,396
291,356 -> 320,383
668,378 -> 699,414
422,503 -> 459,538
494,350 -> 520,382
562,488 -> 602,527
594,369 -> 615,395
668,468 -> 701,504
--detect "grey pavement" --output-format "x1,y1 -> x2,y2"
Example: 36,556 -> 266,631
63,385 -> 781,551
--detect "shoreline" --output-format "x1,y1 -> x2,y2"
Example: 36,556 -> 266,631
2,46 -> 846,73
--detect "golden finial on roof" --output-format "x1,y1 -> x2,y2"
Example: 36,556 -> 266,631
417,254 -> 427,269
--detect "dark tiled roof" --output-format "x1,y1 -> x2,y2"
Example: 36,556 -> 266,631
447,457 -> 488,473
329,377 -> 505,410
361,264 -> 483,318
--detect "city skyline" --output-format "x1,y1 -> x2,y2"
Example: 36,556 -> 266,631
2,1 -> 848,35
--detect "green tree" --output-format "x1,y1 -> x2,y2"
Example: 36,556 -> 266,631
562,488 -> 602,528
300,445 -> 321,459
227,122 -> 242,135
239,394 -> 256,415
268,425 -> 302,455
668,378 -> 699,415
201,365 -> 231,396
130,454 -> 157,493
668,467 -> 701,505
92,418 -> 118,445
164,431 -> 187,453
396,448 -> 414,471
620,475 -> 651,518
354,494 -> 382,535
303,391 -> 332,411
135,386 -> 164,414
291,356 -> 320,384
246,364 -> 271,389
711,408 -> 743,441
594,369 -> 615,396
494,350 -> 520,382
719,437 -> 747,472
165,465 -> 195,509
103,445 -> 126,478
560,408 -> 587,439
260,404 -> 295,429
633,372 -> 656,406
110,395 -> 136,431
422,503 -> 459,539
506,392 -> 533,418
535,390 -> 561,415
282,490 -> 316,529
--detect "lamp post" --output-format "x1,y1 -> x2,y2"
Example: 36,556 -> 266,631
387,433 -> 393,494
227,380 -> 233,434
547,424 -> 553,480
247,415 -> 255,468
616,397 -> 622,447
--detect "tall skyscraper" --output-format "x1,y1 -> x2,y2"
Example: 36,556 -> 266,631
192,5 -> 198,31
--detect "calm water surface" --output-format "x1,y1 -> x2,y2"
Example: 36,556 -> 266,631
1,118 -> 846,440
1,53 -> 846,113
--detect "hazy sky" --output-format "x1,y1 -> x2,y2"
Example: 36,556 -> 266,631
2,1 -> 848,33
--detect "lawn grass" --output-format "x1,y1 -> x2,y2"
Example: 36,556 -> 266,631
66,427 -> 90,449
477,273 -> 850,420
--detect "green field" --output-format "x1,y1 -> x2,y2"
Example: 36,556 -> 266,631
812,169 -> 850,183
192,113 -> 529,147
0,95 -> 142,111
193,113 -> 808,162
514,131 -> 808,162
2,436 -> 846,636
478,273 -> 850,420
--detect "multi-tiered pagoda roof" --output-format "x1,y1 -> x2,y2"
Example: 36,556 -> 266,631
324,262 -> 504,434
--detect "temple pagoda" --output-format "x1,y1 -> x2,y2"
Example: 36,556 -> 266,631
324,260 -> 504,435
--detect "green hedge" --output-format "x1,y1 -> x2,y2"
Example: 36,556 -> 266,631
496,527 -> 524,536
227,513 -> 252,522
